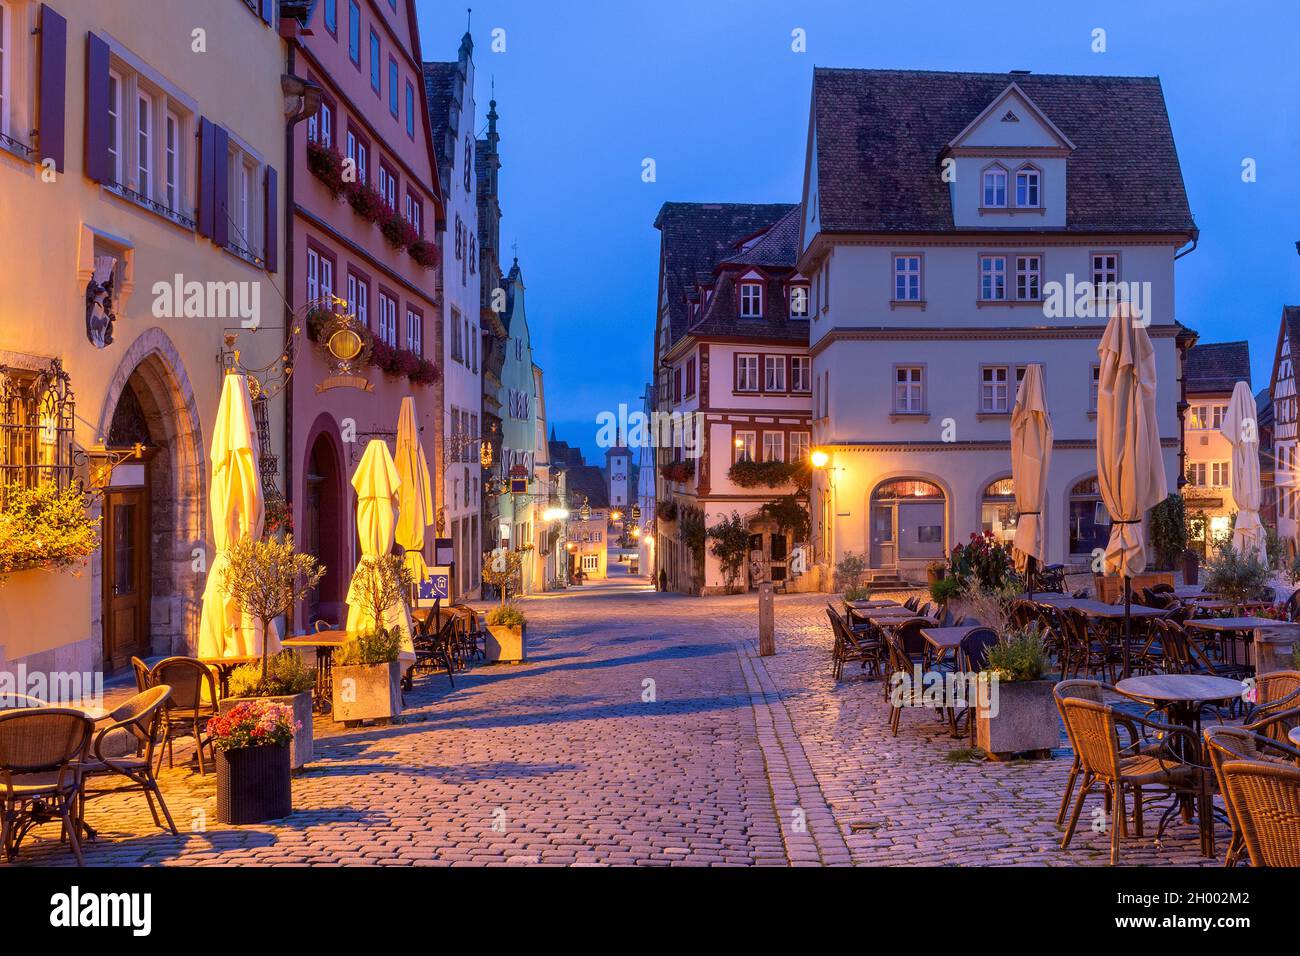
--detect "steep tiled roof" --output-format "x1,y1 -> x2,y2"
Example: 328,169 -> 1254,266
422,61 -> 459,169
564,465 -> 609,509
1256,387 -> 1274,431
1185,341 -> 1250,395
654,203 -> 797,349
721,205 -> 802,268
811,68 -> 1195,235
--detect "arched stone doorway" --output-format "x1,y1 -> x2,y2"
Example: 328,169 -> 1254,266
96,330 -> 205,671
869,477 -> 946,571
301,418 -> 346,628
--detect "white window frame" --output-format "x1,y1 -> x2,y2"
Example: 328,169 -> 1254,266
107,69 -> 123,184
1211,461 -> 1230,487
791,355 -> 811,392
762,431 -> 785,463
895,366 -> 924,414
980,255 -> 1007,301
307,248 -> 320,301
790,431 -> 811,463
1015,255 -> 1041,300
981,365 -> 1021,414
764,355 -> 786,392
736,354 -> 759,392
789,284 -> 809,317
733,430 -> 757,463
1090,364 -> 1100,411
982,166 -> 1007,207
739,282 -> 763,318
1015,166 -> 1040,207
377,292 -> 397,347
164,110 -> 180,211
0,0 -> 10,139
136,93 -> 152,199
1091,253 -> 1120,302
406,307 -> 421,355
1186,462 -> 1206,487
894,255 -> 921,301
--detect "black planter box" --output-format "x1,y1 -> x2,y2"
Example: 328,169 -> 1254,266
216,743 -> 292,824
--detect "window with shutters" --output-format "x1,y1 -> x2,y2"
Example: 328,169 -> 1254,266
306,247 -> 335,305
369,30 -> 380,93
376,291 -> 397,347
0,1 -> 11,144
225,138 -> 265,265
107,69 -> 122,183
406,306 -> 422,356
346,271 -> 368,328
347,1 -> 360,65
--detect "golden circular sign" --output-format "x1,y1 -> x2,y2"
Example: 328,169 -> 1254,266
327,327 -> 363,362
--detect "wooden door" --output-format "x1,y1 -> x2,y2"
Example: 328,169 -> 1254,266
103,487 -> 150,671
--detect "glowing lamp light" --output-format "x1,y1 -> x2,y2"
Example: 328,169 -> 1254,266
542,507 -> 569,522
734,437 -> 745,448
631,527 -> 641,539
810,449 -> 830,468
479,441 -> 494,468
610,510 -> 623,522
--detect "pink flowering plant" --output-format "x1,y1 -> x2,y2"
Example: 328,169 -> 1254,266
206,699 -> 299,752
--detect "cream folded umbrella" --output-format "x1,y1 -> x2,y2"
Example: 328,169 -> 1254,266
1096,303 -> 1168,676
394,397 -> 433,588
1010,364 -> 1053,591
1221,379 -> 1268,565
345,439 -> 414,655
198,374 -> 278,659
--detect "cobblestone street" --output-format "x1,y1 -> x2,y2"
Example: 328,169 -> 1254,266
14,574 -> 1228,866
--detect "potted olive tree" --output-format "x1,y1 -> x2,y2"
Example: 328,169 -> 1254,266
219,535 -> 323,767
333,554 -> 410,724
208,699 -> 299,824
975,625 -> 1059,760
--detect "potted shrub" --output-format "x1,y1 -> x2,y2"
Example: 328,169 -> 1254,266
926,560 -> 946,587
929,575 -> 961,612
485,604 -> 527,663
220,653 -> 317,770
975,625 -> 1058,760
1204,544 -> 1274,606
334,554 -> 411,723
209,699 -> 299,824
332,629 -> 403,723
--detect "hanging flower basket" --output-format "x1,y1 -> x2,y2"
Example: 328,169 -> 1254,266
0,484 -> 100,584
380,211 -> 420,250
347,182 -> 388,223
409,357 -> 439,386
306,142 -> 347,198
409,239 -> 439,269
728,459 -> 795,488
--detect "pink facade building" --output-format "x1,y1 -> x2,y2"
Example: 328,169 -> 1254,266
282,0 -> 443,628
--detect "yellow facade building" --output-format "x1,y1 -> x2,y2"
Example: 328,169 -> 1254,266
0,0 -> 288,676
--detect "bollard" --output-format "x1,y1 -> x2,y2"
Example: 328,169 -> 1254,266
758,581 -> 775,656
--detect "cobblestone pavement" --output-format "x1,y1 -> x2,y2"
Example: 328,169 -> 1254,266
12,575 -> 1228,866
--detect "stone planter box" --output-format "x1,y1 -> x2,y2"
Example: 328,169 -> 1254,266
486,623 -> 526,664
976,678 -> 1059,759
332,660 -> 403,723
220,693 -> 313,770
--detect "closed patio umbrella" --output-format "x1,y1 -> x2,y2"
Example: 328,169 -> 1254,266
393,397 -> 433,588
345,439 -> 414,654
1010,364 -> 1053,595
198,374 -> 278,658
1221,380 -> 1268,565
1096,303 -> 1168,677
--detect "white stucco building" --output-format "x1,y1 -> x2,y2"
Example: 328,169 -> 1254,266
424,32 -> 483,598
799,69 -> 1198,583
1270,307 -> 1300,546
497,259 -> 543,594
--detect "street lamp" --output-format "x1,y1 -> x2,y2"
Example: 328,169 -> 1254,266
810,449 -> 830,469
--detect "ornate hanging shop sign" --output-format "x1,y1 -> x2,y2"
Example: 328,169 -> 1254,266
309,299 -> 374,393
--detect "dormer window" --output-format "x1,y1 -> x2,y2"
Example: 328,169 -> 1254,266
789,285 -> 809,318
739,281 -> 763,318
1015,166 -> 1041,207
982,166 -> 1007,208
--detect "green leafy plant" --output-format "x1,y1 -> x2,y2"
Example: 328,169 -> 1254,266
930,575 -> 961,607
984,625 -> 1048,682
0,483 -> 100,583
1149,493 -> 1187,569
679,506 -> 706,554
482,548 -> 525,607
945,532 -> 1020,595
227,651 -> 317,698
335,628 -> 402,666
706,511 -> 751,593
1204,544 -> 1274,605
486,604 -> 526,629
758,494 -> 810,542
1265,524 -> 1285,571
834,551 -> 868,592
728,459 -> 796,489
305,142 -> 346,198
842,584 -> 873,602
219,534 -> 325,680
1290,552 -> 1300,587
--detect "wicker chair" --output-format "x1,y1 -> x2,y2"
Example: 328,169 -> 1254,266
77,685 -> 177,835
0,708 -> 94,864
1058,696 -> 1203,865
410,609 -> 456,686
149,657 -> 218,775
1203,726 -> 1300,866
1220,760 -> 1300,867
131,656 -> 153,693
825,605 -> 882,681
1246,671 -> 1300,739
1053,679 -> 1135,827
883,632 -> 953,736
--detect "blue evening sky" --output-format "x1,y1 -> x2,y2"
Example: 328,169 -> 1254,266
416,0 -> 1300,463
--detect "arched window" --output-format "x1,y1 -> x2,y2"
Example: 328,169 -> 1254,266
982,165 -> 1007,207
981,477 -> 1017,544
1068,476 -> 1107,557
871,478 -> 945,565
1015,164 -> 1041,207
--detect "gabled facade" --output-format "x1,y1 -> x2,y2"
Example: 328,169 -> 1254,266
285,0 -> 443,629
423,31 -> 482,599
1269,307 -> 1300,545
800,69 -> 1197,581
652,202 -> 815,594
476,95 -> 505,561
1182,341 -> 1251,552
0,0 -> 287,674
